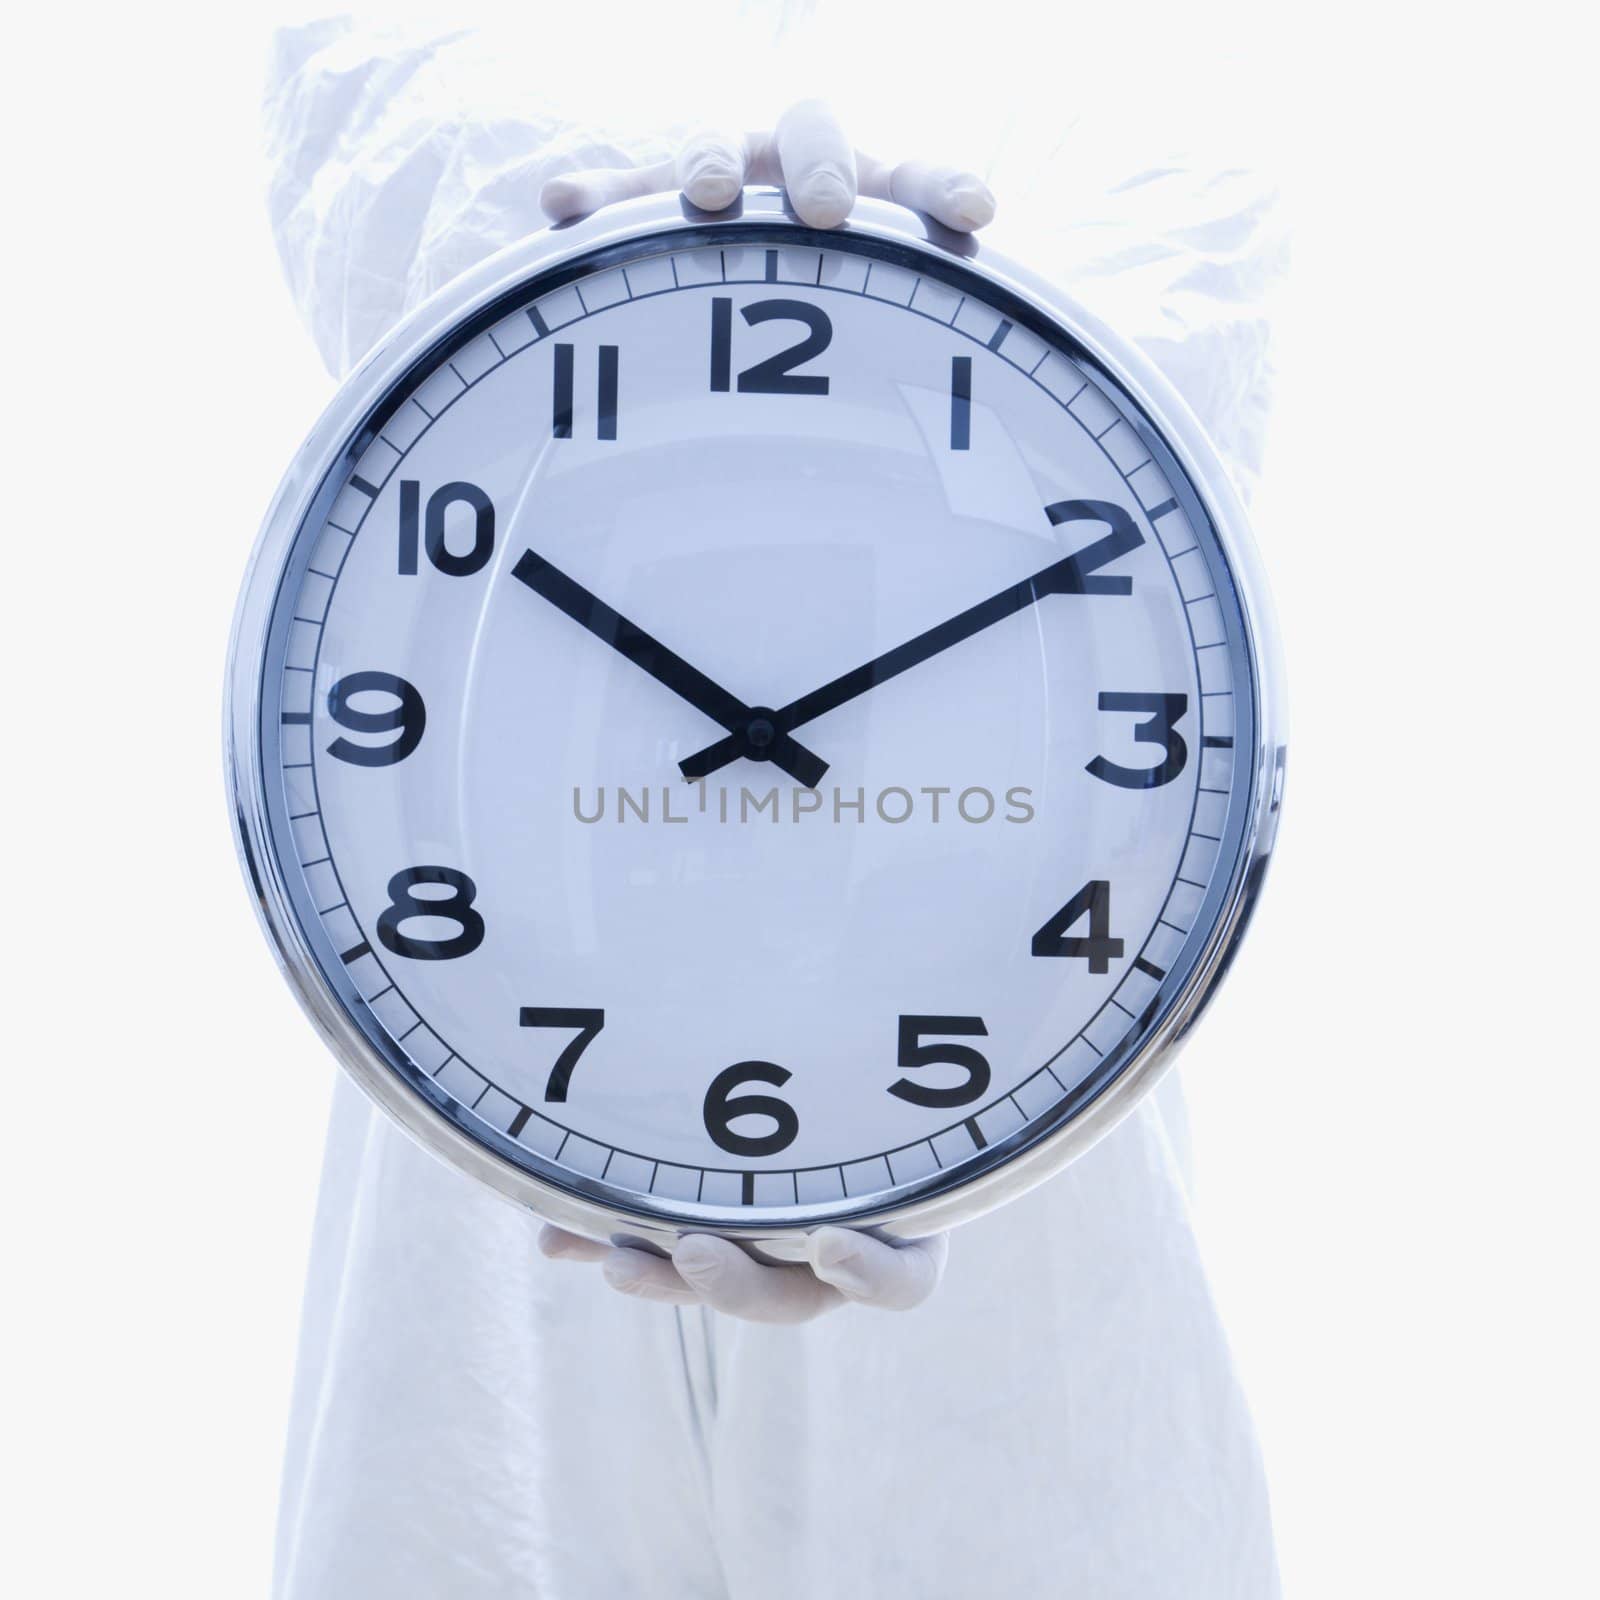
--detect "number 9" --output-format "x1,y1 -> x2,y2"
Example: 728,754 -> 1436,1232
326,671 -> 426,766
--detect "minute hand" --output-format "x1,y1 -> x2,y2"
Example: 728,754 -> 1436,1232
678,499 -> 1142,782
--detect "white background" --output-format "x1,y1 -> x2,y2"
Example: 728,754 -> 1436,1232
4,2 -> 1594,1594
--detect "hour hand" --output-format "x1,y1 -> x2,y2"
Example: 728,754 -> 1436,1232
510,550 -> 830,787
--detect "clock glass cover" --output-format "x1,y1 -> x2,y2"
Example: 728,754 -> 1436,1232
228,196 -> 1282,1245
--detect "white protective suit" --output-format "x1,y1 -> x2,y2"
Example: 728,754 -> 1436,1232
266,16 -> 1286,1598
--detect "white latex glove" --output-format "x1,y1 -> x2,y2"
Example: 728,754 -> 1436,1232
536,99 -> 982,1323
540,1223 -> 949,1324
541,98 -> 996,233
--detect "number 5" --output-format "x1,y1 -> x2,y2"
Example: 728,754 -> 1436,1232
889,1015 -> 991,1108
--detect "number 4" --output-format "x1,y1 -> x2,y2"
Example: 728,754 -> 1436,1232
1031,880 -> 1124,972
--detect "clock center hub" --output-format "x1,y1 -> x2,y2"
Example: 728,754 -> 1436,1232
743,710 -> 779,758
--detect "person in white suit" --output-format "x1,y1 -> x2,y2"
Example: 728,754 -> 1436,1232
266,16 -> 1284,1596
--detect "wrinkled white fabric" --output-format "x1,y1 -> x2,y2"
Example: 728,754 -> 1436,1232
266,15 -> 1285,1597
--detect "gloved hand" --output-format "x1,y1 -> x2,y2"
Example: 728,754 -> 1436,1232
536,98 -> 988,1324
539,1223 -> 949,1324
541,98 -> 996,233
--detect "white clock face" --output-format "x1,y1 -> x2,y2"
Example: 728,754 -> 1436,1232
259,231 -> 1256,1225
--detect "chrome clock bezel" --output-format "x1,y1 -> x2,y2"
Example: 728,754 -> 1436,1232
225,189 -> 1286,1259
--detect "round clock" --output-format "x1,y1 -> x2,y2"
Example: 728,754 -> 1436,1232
227,190 -> 1285,1257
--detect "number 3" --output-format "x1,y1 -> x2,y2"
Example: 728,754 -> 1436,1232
1087,692 -> 1190,789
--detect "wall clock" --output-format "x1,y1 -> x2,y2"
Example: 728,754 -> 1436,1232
227,190 -> 1285,1256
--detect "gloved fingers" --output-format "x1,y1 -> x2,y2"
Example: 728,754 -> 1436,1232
540,158 -> 678,223
543,111 -> 993,236
775,100 -> 858,229
537,1223 -> 612,1263
601,1246 -> 703,1305
807,1227 -> 950,1311
858,155 -> 997,234
675,127 -> 752,213
672,1234 -> 843,1324
541,1223 -> 945,1317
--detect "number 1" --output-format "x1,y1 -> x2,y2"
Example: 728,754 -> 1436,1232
950,355 -> 972,450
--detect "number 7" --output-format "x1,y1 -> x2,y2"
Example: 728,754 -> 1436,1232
519,1007 -> 605,1102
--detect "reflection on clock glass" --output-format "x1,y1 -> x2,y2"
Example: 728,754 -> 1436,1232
265,237 -> 1252,1218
